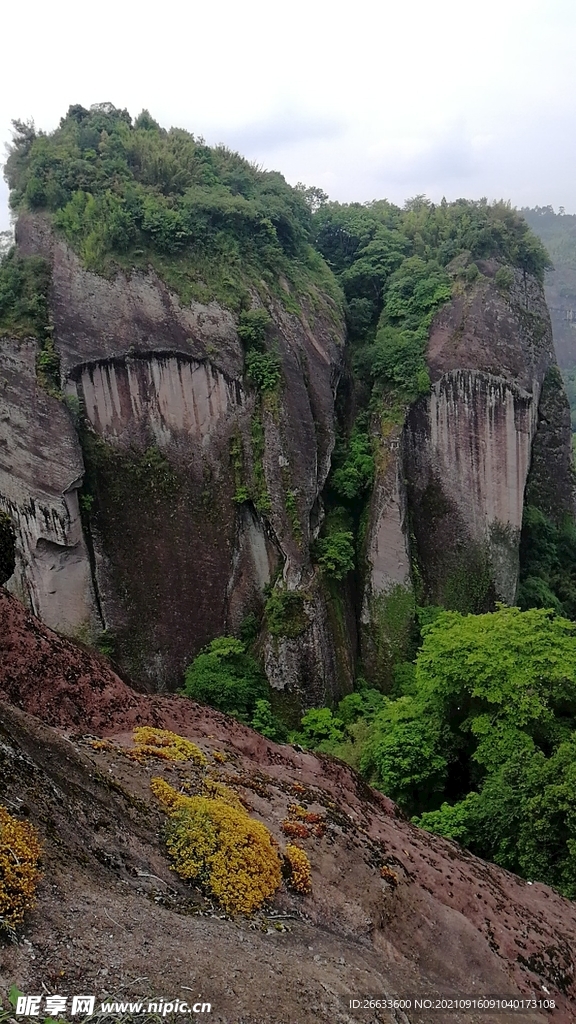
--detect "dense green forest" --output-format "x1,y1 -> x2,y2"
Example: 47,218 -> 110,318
3,104 -> 576,896
296,606 -> 576,898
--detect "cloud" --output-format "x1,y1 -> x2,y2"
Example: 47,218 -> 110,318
371,129 -> 483,189
218,106 -> 346,155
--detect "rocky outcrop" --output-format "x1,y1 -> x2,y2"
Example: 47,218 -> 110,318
0,336 -> 98,636
3,213 -> 345,697
360,261 -> 574,676
406,262 -> 569,610
361,425 -> 413,686
406,370 -> 538,607
522,364 -> 575,523
2,589 -> 576,1023
5,212 -> 573,698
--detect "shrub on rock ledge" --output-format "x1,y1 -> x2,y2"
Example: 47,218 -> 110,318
284,844 -> 312,894
151,779 -> 281,913
0,806 -> 42,932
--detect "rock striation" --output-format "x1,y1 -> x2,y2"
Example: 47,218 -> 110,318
2,213 -> 574,697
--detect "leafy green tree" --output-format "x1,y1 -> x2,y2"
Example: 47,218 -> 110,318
368,326 -> 429,392
250,699 -> 288,742
415,606 -> 576,767
296,707 -> 346,747
294,183 -> 329,213
237,308 -> 272,350
406,606 -> 576,895
0,251 -> 50,337
183,636 -> 267,721
289,605 -> 576,890
314,526 -> 355,579
245,351 -> 282,392
330,433 -> 374,501
336,688 -> 387,724
359,696 -> 450,815
518,506 -> 576,619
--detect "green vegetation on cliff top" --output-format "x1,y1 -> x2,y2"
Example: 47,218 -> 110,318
309,195 -> 552,587
4,104 -> 341,312
313,194 -> 551,403
4,104 -> 550,326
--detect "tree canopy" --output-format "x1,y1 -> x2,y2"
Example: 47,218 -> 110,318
4,105 -> 338,310
296,606 -> 576,897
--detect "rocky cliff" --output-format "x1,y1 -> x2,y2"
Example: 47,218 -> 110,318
521,207 -> 576,372
2,212 -> 345,698
360,259 -> 574,680
407,261 -> 571,604
2,193 -> 575,701
0,334 -> 97,635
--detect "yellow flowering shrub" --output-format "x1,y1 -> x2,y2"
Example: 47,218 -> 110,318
150,776 -> 187,810
0,806 -> 42,929
133,727 -> 207,765
151,779 -> 281,913
201,779 -> 244,810
89,739 -> 113,751
284,844 -> 312,895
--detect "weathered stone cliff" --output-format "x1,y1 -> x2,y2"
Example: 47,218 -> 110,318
0,335 -> 97,635
1,213 -> 345,697
361,259 -> 574,680
2,216 -> 574,700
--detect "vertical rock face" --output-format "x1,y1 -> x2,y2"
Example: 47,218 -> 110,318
521,364 -> 575,523
361,426 -> 413,686
3,213 -> 345,696
406,371 -> 538,606
362,261 -> 574,680
77,356 -> 242,445
0,337 -> 98,636
407,263 -> 565,610
7,211 -> 570,700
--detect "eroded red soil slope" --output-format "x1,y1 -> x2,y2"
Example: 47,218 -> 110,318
1,589 -> 575,1023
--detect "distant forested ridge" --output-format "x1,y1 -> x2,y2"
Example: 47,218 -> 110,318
522,206 -> 576,430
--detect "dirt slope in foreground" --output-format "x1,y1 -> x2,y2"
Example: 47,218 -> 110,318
1,589 -> 575,1024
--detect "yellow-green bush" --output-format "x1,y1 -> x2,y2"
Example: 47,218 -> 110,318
133,727 -> 207,765
151,779 -> 281,913
0,806 -> 42,929
201,778 -> 244,810
284,844 -> 312,894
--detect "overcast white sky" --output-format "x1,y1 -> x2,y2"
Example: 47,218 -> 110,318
2,0 -> 575,229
